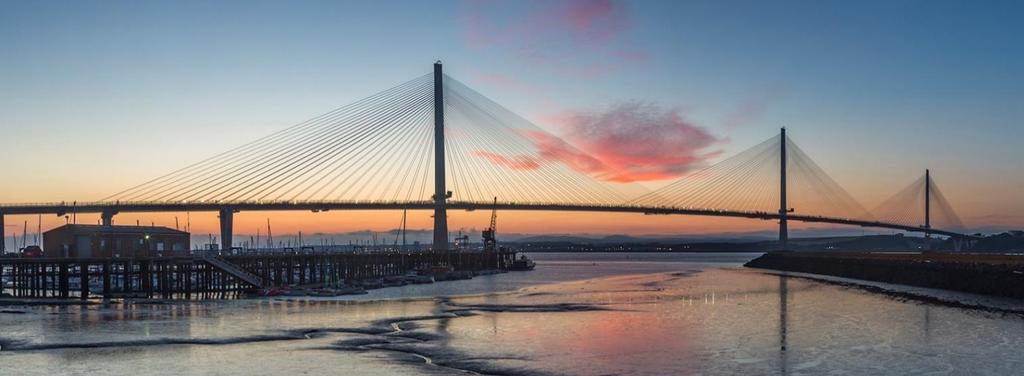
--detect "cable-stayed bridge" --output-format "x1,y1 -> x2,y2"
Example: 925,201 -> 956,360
0,63 -> 973,252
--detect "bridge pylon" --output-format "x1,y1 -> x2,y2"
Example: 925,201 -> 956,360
923,169 -> 932,250
432,62 -> 449,252
779,127 -> 789,251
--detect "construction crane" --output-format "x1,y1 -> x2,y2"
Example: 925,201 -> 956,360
483,197 -> 498,252
393,208 -> 407,251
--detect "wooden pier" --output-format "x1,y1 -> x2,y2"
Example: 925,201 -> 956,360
0,251 -> 516,301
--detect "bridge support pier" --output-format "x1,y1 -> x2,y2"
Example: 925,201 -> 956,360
219,208 -> 234,252
0,213 -> 5,254
101,209 -> 118,226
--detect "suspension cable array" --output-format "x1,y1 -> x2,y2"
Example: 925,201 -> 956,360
871,172 -> 965,231
91,66 -> 967,236
442,75 -> 637,205
631,134 -> 872,221
105,75 -> 438,204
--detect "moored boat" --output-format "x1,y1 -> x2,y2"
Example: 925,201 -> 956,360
510,255 -> 535,271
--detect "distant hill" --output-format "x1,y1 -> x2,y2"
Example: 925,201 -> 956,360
965,231 -> 1024,252
511,234 -> 776,244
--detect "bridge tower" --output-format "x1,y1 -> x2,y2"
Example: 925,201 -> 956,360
779,128 -> 789,250
924,169 -> 931,249
432,62 -> 449,251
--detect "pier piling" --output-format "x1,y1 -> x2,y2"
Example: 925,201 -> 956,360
1,251 -> 516,301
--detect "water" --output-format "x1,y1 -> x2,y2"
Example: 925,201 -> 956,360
2,252 -> 1024,375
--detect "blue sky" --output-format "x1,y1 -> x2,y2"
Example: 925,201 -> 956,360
1,0 -> 1021,231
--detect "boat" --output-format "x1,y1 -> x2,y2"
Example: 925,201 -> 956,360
383,275 -> 408,287
359,278 -> 384,289
258,288 -> 287,297
510,255 -> 536,271
310,287 -> 367,297
336,286 -> 368,295
416,265 -> 457,281
282,288 -> 311,297
404,273 -> 434,284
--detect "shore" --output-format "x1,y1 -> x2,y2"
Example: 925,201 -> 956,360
745,251 -> 1024,299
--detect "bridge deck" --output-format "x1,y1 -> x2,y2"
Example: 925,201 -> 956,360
0,200 -> 972,238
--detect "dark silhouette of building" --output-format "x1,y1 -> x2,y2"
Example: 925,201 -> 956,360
43,224 -> 189,258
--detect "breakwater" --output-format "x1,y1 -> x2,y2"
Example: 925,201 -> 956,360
0,251 -> 515,301
745,252 -> 1024,299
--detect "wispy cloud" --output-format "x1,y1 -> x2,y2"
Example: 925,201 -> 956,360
521,129 -> 610,175
472,101 -> 723,183
540,101 -> 723,182
461,0 -> 643,79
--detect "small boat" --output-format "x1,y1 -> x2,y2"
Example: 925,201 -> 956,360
417,265 -> 457,281
510,255 -> 536,271
451,270 -> 474,280
405,273 -> 434,284
109,292 -> 150,299
383,275 -> 408,287
360,278 -> 384,289
258,288 -> 287,297
283,288 -> 311,297
310,288 -> 346,297
417,265 -> 454,276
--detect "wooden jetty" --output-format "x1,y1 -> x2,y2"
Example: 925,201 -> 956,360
0,251 -> 516,301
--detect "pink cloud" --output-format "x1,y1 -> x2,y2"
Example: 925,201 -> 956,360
460,0 -> 642,79
540,101 -> 723,182
520,130 -> 609,175
562,0 -> 626,44
472,150 -> 542,171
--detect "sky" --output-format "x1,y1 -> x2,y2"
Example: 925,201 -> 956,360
1,0 -> 1022,244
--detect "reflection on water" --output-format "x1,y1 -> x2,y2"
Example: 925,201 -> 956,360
779,274 -> 788,375
2,252 -> 1024,375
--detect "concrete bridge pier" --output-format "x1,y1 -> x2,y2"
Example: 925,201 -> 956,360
0,212 -> 5,253
101,209 -> 118,226
219,208 -> 235,252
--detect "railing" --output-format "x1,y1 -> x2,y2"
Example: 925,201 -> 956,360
196,253 -> 265,289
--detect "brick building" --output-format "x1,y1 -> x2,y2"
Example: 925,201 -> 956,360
43,224 -> 190,258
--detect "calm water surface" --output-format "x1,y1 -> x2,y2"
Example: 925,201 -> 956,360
2,252 -> 1023,375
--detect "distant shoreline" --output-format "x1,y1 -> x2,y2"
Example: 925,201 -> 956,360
519,250 -> 766,253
